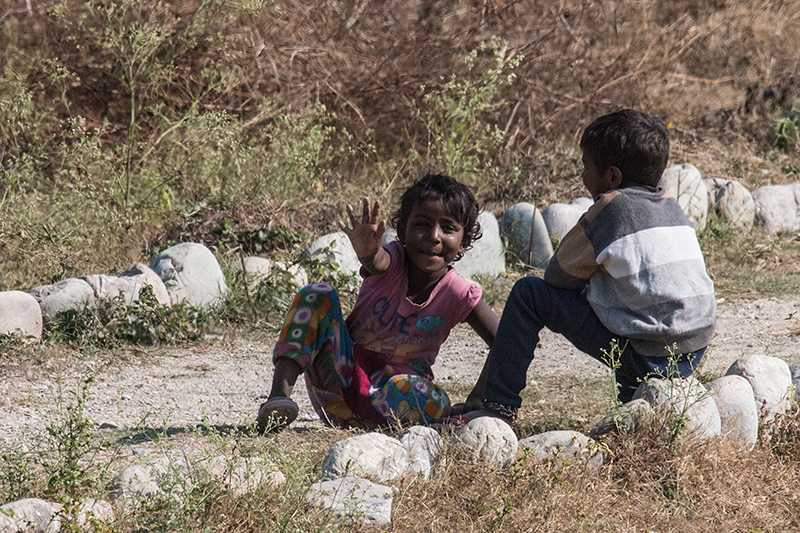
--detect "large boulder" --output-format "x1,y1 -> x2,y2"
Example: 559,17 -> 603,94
726,354 -> 792,424
499,202 -> 554,269
456,417 -> 518,468
0,290 -> 42,339
28,278 -> 96,323
453,211 -> 506,282
706,375 -> 759,450
659,163 -> 708,232
150,243 -> 227,309
634,376 -> 721,442
751,183 -> 800,235
540,200 -> 590,241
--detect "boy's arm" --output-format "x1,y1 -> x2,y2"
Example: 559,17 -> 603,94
543,216 -> 600,290
338,197 -> 391,275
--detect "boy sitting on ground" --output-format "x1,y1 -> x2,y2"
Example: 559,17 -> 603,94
457,109 -> 717,421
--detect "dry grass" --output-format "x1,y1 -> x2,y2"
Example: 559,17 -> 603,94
3,1 -> 800,531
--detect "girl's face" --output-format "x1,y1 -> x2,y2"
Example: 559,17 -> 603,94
403,198 -> 465,280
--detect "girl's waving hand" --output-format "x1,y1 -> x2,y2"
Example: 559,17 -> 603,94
339,197 -> 391,275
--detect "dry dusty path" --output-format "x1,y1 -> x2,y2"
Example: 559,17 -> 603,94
1,296 -> 799,447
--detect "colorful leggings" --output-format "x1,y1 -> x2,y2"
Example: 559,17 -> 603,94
273,283 -> 450,427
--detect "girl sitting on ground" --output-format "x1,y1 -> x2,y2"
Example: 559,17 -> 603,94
257,173 -> 498,432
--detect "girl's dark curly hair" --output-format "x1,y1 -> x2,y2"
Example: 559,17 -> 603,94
391,173 -> 482,261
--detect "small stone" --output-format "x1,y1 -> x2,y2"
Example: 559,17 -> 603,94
588,398 -> 652,438
519,430 -> 604,475
634,376 -> 721,442
0,498 -> 60,532
726,354 -> 792,425
320,432 -> 411,483
456,417 -> 518,468
660,163 -> 708,232
499,203 -> 553,269
707,375 -> 759,450
453,211 -> 506,282
306,476 -> 393,527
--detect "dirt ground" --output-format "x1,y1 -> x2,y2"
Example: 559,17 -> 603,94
1,296 -> 799,449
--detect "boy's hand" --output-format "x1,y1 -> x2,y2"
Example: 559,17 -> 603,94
339,197 -> 389,274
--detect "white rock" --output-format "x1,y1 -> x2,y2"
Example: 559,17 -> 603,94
660,163 -> 708,232
726,354 -> 792,424
0,290 -> 42,339
704,177 -> 728,210
454,211 -> 506,282
0,498 -> 60,532
519,430 -> 604,474
150,243 -> 228,309
382,227 -> 398,245
306,476 -> 392,527
790,361 -> 800,401
320,432 -> 411,483
714,179 -> 755,230
230,256 -> 308,289
706,375 -> 759,450
634,376 -> 721,441
303,231 -> 361,278
398,425 -> 442,480
120,262 -> 172,305
110,465 -> 162,505
588,398 -> 653,438
196,455 -> 285,496
751,183 -> 800,235
27,278 -> 96,322
499,202 -> 553,269
62,498 -> 115,531
541,202 -> 588,241
456,417 -> 518,468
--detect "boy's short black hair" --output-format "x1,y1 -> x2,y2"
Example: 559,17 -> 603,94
580,109 -> 670,187
391,173 -> 482,261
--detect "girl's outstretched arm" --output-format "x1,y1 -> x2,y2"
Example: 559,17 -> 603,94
338,197 -> 391,275
451,298 -> 499,415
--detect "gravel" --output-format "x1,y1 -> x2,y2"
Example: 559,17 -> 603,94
1,296 -> 799,448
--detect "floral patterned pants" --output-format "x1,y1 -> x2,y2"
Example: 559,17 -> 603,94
273,283 -> 450,427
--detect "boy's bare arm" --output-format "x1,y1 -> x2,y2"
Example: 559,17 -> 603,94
338,197 -> 391,275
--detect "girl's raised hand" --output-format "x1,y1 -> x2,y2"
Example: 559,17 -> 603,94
338,197 -> 387,264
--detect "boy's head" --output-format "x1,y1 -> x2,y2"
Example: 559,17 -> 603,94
579,109 -> 670,190
392,173 -> 482,260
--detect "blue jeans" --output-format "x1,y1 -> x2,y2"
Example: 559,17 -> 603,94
484,277 -> 706,412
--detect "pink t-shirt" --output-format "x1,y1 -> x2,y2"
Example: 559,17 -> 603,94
345,241 -> 482,368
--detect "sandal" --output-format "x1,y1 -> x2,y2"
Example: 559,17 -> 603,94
257,397 -> 299,434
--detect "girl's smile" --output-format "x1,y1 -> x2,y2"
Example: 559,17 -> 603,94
403,199 -> 465,287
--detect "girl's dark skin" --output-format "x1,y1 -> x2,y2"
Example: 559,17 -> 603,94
268,197 -> 499,413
